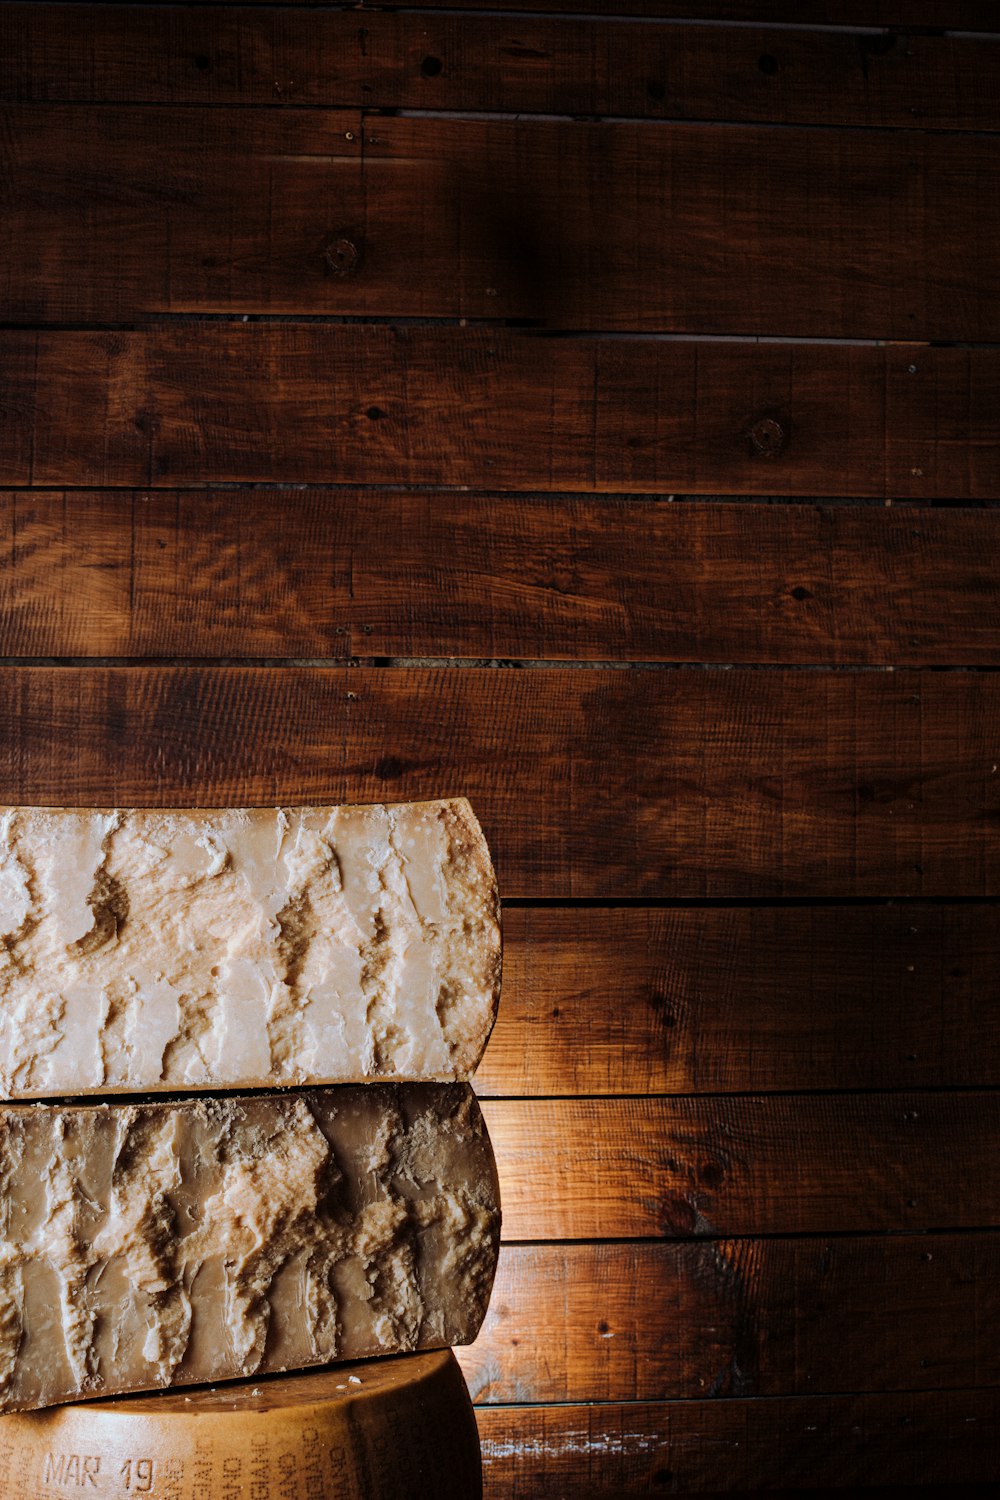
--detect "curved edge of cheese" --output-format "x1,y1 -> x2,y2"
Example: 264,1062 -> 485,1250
0,1083 -> 501,1412
0,798 -> 501,1098
0,1352 -> 484,1499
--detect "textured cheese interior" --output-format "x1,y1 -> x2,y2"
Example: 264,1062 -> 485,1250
0,1084 -> 500,1411
0,799 -> 501,1097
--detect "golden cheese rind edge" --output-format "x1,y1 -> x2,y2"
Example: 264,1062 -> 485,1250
0,1083 -> 501,1412
0,798 -> 501,1098
0,1352 -> 484,1499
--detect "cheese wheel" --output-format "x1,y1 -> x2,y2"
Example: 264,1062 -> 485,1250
0,1352 -> 483,1499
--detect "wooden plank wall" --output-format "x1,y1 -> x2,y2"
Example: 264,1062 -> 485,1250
2,5 -> 999,1495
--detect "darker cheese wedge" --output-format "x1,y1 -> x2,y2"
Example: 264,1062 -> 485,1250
0,1084 -> 500,1411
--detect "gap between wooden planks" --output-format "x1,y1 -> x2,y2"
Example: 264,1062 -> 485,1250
392,0 -> 1000,24
37,1 -> 992,28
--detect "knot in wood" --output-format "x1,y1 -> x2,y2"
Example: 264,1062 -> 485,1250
323,234 -> 363,278
746,414 -> 788,458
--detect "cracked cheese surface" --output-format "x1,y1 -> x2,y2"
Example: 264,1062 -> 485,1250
0,799 -> 500,1098
0,1084 -> 500,1411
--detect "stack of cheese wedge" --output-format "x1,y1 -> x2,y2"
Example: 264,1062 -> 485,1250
0,800 -> 501,1491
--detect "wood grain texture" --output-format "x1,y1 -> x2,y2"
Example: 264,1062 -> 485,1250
460,1235 -> 1000,1402
4,493 -> 1000,666
476,1391 -> 1000,1494
2,666 -> 999,899
4,9 -> 999,131
481,906 -> 1000,1095
357,117 -> 1000,338
5,109 -> 1000,337
395,0 -> 1000,22
2,331 -> 998,498
9,5 -> 997,1492
0,491 -> 355,661
0,105 -> 364,322
485,1093 -> 1000,1240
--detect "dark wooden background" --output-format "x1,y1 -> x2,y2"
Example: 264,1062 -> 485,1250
2,3 -> 999,1495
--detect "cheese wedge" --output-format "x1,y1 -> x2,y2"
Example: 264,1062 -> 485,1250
0,799 -> 500,1097
0,1084 -> 500,1411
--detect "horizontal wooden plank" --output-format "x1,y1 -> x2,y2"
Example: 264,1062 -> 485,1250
485,1093 -> 1000,1240
4,109 -> 1000,338
476,1391 -> 1000,1494
396,1 -> 1000,23
481,906 -> 1000,1095
4,8 -> 998,131
0,106 -> 363,322
1,331 -> 997,498
484,1490 -> 998,1500
358,117 -> 1000,339
459,1235 -> 1000,1402
0,491 -> 354,661
1,666 -> 998,898
4,493 -> 1000,666
132,0 -> 990,26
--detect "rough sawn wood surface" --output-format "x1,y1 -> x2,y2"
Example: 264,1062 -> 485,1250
0,3 -> 997,1494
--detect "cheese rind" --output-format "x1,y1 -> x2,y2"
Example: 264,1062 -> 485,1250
0,799 -> 500,1097
0,1084 -> 500,1412
0,1351 -> 484,1499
